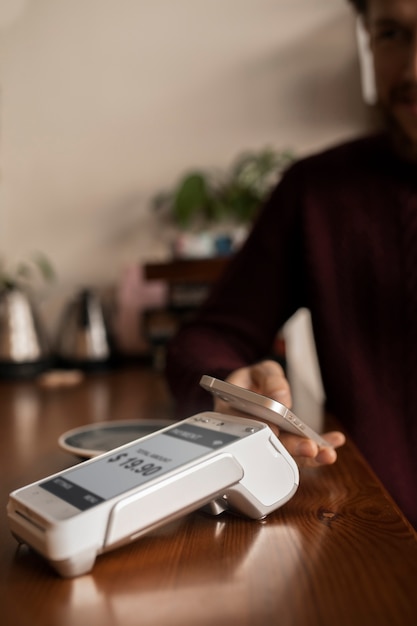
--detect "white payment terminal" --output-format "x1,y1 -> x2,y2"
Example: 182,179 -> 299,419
7,412 -> 299,577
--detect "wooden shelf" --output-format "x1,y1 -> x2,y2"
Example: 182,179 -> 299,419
144,257 -> 230,285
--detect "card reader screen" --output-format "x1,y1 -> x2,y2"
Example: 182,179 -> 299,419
40,423 -> 239,511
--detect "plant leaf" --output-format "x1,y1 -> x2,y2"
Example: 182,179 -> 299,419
31,252 -> 56,283
173,172 -> 210,228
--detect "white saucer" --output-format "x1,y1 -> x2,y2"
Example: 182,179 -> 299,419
58,419 -> 175,458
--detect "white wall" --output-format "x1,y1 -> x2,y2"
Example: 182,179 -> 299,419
0,0 -> 370,331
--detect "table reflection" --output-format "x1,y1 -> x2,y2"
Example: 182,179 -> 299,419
7,510 -> 323,626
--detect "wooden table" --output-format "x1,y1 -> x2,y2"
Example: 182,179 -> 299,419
1,366 -> 417,626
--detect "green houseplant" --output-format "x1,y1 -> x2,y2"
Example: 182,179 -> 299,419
0,252 -> 55,292
152,147 -> 295,231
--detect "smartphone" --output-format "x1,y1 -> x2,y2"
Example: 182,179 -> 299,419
200,375 -> 331,448
7,412 -> 298,578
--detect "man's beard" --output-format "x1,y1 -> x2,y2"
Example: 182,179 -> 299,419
378,83 -> 417,162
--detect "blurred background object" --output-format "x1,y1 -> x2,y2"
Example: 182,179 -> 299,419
0,284 -> 50,377
55,288 -> 113,369
0,0 -> 378,399
0,252 -> 55,377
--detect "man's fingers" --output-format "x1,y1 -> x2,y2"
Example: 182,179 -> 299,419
279,430 -> 346,467
233,360 -> 292,407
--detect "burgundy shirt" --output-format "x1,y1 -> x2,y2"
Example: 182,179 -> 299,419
166,133 -> 417,527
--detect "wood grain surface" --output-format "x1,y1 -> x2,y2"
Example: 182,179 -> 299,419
1,366 -> 416,626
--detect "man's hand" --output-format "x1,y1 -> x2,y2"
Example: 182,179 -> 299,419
213,359 -> 345,468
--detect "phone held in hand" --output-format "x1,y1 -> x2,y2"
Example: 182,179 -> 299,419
199,375 -> 331,449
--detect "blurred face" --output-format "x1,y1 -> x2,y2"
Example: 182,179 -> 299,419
366,0 -> 417,152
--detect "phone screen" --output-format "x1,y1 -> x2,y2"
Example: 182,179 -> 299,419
40,423 -> 240,511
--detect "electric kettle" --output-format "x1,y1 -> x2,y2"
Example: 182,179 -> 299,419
0,286 -> 51,377
55,288 -> 113,367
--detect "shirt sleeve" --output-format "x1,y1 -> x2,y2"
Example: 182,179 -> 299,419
165,162 -> 306,418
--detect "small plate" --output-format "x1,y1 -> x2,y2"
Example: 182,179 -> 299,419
59,419 -> 175,458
